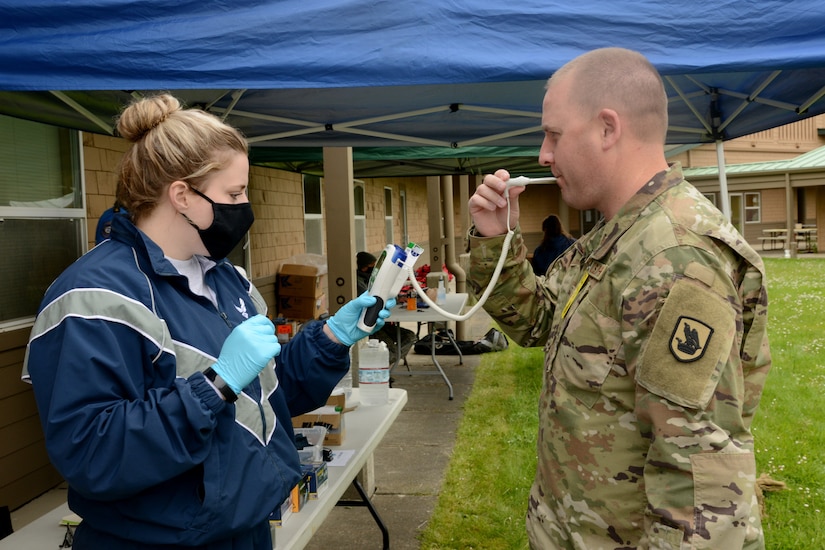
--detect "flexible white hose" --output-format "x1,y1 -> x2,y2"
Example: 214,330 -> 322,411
401,175 -> 554,320
404,229 -> 515,321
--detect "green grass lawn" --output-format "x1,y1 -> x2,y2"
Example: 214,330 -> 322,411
421,257 -> 825,549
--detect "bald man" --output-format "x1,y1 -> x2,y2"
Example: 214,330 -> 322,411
467,48 -> 770,549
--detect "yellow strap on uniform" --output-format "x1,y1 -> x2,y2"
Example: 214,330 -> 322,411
561,272 -> 589,319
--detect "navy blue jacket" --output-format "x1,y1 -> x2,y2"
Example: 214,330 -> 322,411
23,214 -> 349,547
532,235 -> 576,275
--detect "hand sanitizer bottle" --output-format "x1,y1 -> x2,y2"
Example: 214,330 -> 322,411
437,276 -> 447,305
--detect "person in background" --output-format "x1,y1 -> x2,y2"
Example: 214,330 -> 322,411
531,213 -> 575,274
467,48 -> 770,549
356,251 -> 418,367
356,251 -> 377,295
23,94 -> 393,550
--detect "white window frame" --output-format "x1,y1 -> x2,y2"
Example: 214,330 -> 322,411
744,191 -> 761,223
0,119 -> 86,330
303,174 -> 324,255
354,180 -> 366,253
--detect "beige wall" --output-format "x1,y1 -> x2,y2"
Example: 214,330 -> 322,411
669,114 -> 825,167
247,166 -> 306,278
357,177 -> 430,257
0,330 -> 64,512
761,188 -> 787,225
83,133 -> 130,248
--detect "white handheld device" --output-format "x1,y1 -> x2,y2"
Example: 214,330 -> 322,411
403,174 -> 557,323
505,176 -> 557,188
357,242 -> 422,332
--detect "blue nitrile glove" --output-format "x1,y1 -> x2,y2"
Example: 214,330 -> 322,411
326,292 -> 396,346
212,315 -> 281,394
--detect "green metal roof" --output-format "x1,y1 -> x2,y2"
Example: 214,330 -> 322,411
683,145 -> 825,178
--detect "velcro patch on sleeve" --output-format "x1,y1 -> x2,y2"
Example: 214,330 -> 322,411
637,279 -> 735,409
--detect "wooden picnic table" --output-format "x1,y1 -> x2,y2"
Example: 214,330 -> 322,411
759,228 -> 787,251
795,227 -> 817,252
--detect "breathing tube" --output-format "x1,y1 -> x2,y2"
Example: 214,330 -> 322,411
404,176 -> 556,321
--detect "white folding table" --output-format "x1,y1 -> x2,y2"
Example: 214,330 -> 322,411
387,292 -> 468,400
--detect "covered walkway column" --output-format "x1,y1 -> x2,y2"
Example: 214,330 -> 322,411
323,146 -> 379,498
323,147 -> 357,313
426,175 -> 468,340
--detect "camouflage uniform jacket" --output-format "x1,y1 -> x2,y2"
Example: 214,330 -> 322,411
467,164 -> 771,549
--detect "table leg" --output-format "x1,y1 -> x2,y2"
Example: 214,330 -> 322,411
442,326 -> 464,365
391,325 -> 405,373
428,322 -> 454,400
337,478 -> 390,550
390,321 -> 455,400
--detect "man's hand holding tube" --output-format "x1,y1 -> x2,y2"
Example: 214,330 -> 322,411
468,169 -> 528,236
211,314 -> 281,394
326,292 -> 396,346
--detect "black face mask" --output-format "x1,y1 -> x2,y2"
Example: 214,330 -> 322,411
184,186 -> 254,260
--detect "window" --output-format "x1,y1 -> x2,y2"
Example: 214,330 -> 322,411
303,174 -> 324,255
703,192 -> 717,207
0,115 -> 84,327
384,187 -> 393,244
354,181 -> 366,253
580,208 -> 600,235
744,192 -> 761,223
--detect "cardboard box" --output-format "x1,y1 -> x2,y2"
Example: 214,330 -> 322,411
292,394 -> 346,446
268,494 -> 292,527
325,393 -> 347,414
301,461 -> 329,499
278,293 -> 328,321
278,264 -> 327,298
290,476 -> 310,513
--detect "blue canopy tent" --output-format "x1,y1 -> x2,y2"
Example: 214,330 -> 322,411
2,0 -> 825,159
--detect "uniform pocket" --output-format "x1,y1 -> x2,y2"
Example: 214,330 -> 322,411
554,297 -> 622,408
691,452 -> 761,548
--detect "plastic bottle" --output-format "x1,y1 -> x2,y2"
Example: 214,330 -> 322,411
436,276 -> 447,305
358,339 -> 390,406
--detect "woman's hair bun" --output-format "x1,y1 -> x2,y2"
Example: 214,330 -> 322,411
116,94 -> 181,142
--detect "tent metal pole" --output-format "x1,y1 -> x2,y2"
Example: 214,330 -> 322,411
785,172 -> 796,258
798,83 -> 825,114
716,140 -> 731,221
49,91 -> 113,135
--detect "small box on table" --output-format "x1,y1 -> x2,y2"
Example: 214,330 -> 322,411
301,461 -> 329,499
290,475 -> 310,513
268,494 -> 292,527
292,394 -> 346,446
